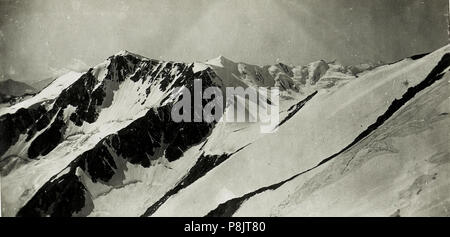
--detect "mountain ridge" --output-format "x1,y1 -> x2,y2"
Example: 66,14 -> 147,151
1,45 -> 449,217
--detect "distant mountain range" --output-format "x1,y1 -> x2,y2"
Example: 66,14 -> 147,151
0,79 -> 35,96
0,60 -> 89,104
0,79 -> 37,104
0,77 -> 60,104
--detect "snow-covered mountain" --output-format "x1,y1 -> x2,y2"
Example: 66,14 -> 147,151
0,79 -> 36,97
1,45 -> 449,217
0,79 -> 38,110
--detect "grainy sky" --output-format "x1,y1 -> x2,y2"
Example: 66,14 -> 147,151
0,0 -> 448,83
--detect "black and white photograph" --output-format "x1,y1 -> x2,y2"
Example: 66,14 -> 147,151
0,0 -> 449,226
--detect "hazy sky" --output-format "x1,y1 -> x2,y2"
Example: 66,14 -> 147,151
0,0 -> 448,83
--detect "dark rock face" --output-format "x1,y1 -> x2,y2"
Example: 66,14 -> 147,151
410,52 -> 430,60
0,53 -> 194,160
14,53 -> 227,216
142,145 -> 249,217
16,171 -> 91,217
276,91 -> 317,128
61,70 -> 105,126
72,100 -> 216,184
17,105 -> 217,215
0,69 -> 105,159
278,63 -> 294,77
28,110 -> 66,158
0,105 -> 47,157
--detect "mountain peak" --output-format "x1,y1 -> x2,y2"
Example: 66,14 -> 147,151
113,50 -> 148,60
205,55 -> 236,67
217,55 -> 234,63
115,49 -> 131,56
0,78 -> 36,97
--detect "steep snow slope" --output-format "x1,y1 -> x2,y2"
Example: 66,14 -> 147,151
31,77 -> 58,92
151,46 -> 450,217
0,72 -> 83,116
233,76 -> 450,216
